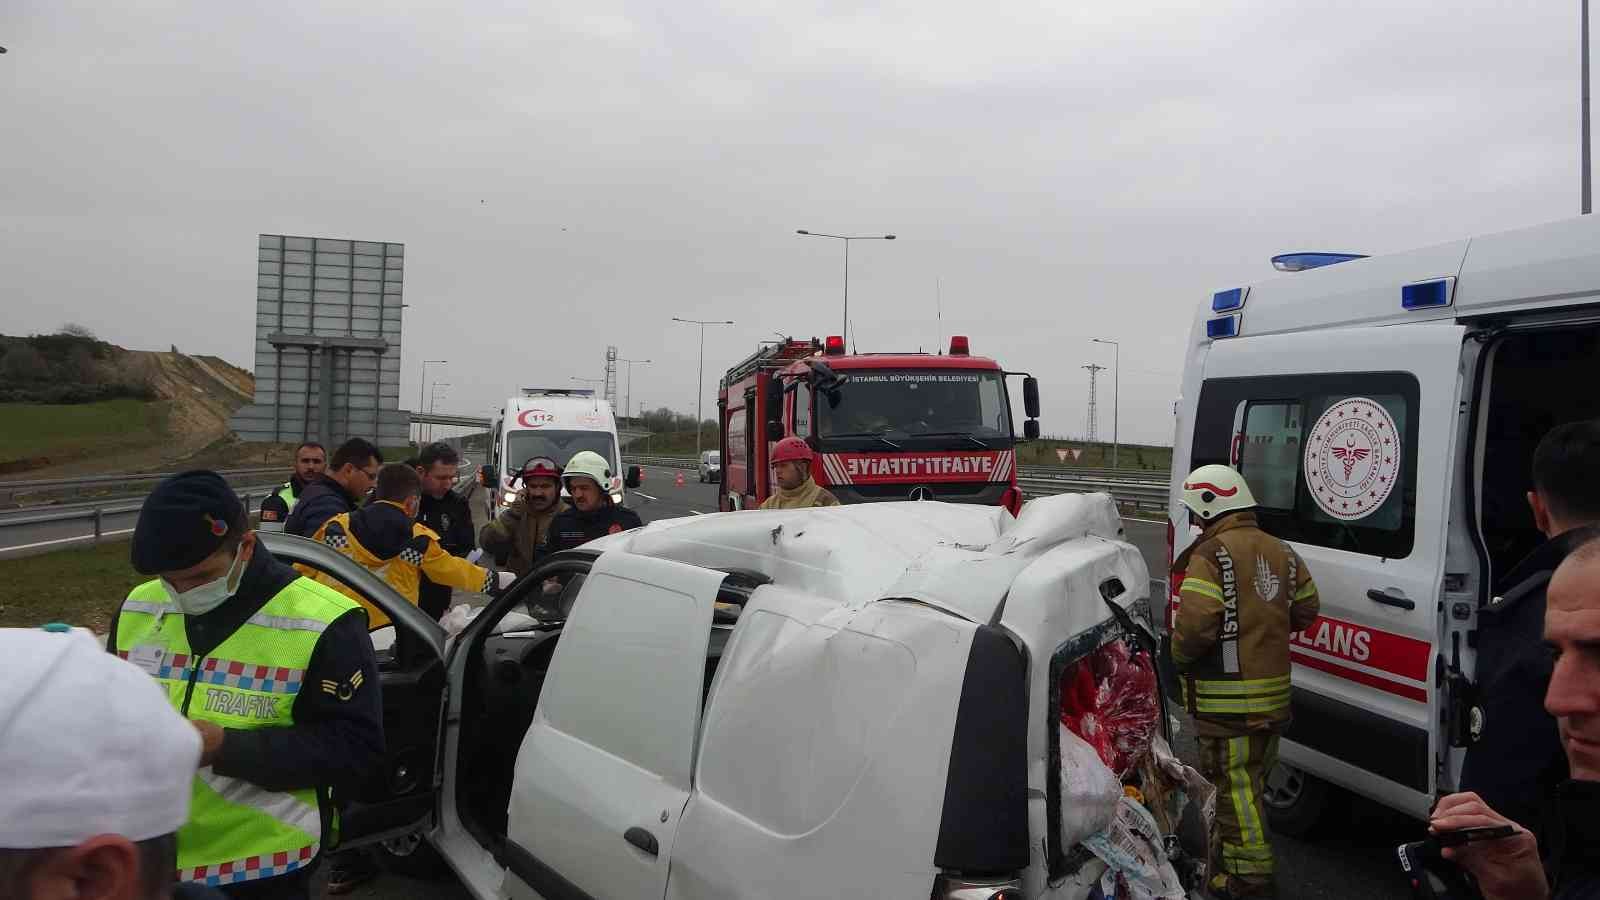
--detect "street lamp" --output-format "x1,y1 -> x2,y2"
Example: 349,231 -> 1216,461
427,382 -> 451,444
618,357 -> 651,428
1090,339 -> 1120,469
418,359 -> 446,443
795,230 -> 896,338
1585,0 -> 1593,213
672,317 -> 735,461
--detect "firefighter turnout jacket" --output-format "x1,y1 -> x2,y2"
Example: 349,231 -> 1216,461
1171,511 -> 1320,736
480,495 -> 569,577
308,501 -> 494,629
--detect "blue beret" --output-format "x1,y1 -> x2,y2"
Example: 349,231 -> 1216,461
130,471 -> 245,575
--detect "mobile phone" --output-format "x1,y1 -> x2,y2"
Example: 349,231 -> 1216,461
1431,825 -> 1516,848
1396,828 -> 1509,900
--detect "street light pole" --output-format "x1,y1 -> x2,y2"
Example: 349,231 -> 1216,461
795,230 -> 897,338
418,359 -> 446,443
1585,0 -> 1592,213
427,382 -> 450,444
672,317 -> 734,461
618,357 -> 651,429
1091,338 -> 1120,469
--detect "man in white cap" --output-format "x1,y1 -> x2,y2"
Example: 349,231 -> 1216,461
0,626 -> 224,900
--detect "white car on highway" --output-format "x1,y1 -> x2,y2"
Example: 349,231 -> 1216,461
697,450 -> 720,483
266,493 -> 1190,900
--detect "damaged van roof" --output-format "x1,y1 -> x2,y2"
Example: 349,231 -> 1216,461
586,493 -> 1131,624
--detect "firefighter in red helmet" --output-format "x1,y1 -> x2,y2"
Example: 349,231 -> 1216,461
760,437 -> 841,510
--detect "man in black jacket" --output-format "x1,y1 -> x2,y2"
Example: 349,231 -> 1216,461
283,438 -> 381,540
1432,534 -> 1600,900
111,471 -> 384,900
536,450 -> 642,561
411,442 -> 476,620
1461,421 -> 1600,850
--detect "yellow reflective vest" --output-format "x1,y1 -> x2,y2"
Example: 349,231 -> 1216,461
114,577 -> 358,887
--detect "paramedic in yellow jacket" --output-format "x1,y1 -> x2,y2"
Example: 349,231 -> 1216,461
1170,464 -> 1319,900
310,463 -> 503,629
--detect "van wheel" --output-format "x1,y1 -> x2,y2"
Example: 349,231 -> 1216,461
1262,762 -> 1335,838
376,831 -> 451,880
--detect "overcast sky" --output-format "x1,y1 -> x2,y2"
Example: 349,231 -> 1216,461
1,0 -> 1586,445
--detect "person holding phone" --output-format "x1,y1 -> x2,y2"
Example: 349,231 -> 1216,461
1428,535 -> 1600,899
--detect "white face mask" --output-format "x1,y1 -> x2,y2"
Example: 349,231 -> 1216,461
162,548 -> 246,616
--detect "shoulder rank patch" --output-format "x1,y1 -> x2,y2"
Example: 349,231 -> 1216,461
321,669 -> 366,701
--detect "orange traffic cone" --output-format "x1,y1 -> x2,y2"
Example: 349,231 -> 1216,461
675,472 -> 686,487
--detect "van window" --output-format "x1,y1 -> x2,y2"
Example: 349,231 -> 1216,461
1193,373 -> 1419,558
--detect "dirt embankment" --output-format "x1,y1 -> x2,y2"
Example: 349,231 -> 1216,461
2,344 -> 285,479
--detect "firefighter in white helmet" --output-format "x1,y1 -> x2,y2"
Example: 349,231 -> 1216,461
534,450 -> 643,561
1169,464 -> 1320,899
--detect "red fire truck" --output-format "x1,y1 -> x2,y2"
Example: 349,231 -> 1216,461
717,335 -> 1041,514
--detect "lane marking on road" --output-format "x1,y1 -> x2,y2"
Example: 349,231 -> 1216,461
633,491 -> 659,501
689,510 -> 704,516
2,527 -> 137,554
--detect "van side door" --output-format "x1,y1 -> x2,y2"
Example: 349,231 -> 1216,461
501,550 -> 725,900
1189,321 -> 1464,818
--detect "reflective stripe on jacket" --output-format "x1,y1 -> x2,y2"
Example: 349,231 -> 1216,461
308,504 -> 492,628
113,578 -> 359,886
1170,511 -> 1320,735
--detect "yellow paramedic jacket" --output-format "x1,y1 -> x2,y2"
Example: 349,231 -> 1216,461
1170,511 -> 1320,736
306,501 -> 493,629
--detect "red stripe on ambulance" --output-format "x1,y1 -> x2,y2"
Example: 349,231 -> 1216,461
1289,648 -> 1428,703
1291,614 -> 1430,681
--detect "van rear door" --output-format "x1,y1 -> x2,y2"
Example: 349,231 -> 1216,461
1189,321 -> 1464,818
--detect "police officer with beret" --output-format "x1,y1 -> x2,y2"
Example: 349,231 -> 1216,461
108,471 -> 385,900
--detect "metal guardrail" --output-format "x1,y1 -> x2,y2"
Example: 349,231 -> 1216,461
0,484 -> 281,557
1016,474 -> 1169,512
0,466 -> 284,508
625,455 -> 700,470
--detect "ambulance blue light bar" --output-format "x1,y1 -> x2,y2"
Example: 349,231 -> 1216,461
1271,252 -> 1368,272
1212,288 -> 1248,312
1206,314 -> 1241,339
1401,276 -> 1455,310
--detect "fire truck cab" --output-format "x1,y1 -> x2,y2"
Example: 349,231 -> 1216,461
718,335 -> 1041,513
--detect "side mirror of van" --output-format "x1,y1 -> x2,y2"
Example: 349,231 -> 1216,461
1023,377 -> 1041,420
1024,419 -> 1041,441
765,420 -> 786,442
479,465 -> 498,487
625,466 -> 641,489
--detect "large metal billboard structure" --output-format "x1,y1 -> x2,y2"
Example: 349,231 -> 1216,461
229,234 -> 410,448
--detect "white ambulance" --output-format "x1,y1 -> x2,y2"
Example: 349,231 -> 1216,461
483,389 -> 639,515
1167,214 -> 1600,832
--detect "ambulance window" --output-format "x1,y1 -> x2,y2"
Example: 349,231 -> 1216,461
793,384 -> 812,438
1238,401 -> 1302,510
1193,373 -> 1418,558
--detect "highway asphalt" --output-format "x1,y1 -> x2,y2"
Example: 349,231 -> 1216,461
346,467 -> 1414,900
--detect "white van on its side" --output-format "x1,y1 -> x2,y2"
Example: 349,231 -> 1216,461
483,389 -> 639,516
1168,214 -> 1600,833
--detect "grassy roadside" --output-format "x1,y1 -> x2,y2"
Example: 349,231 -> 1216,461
0,540 -> 143,631
0,398 -> 168,466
